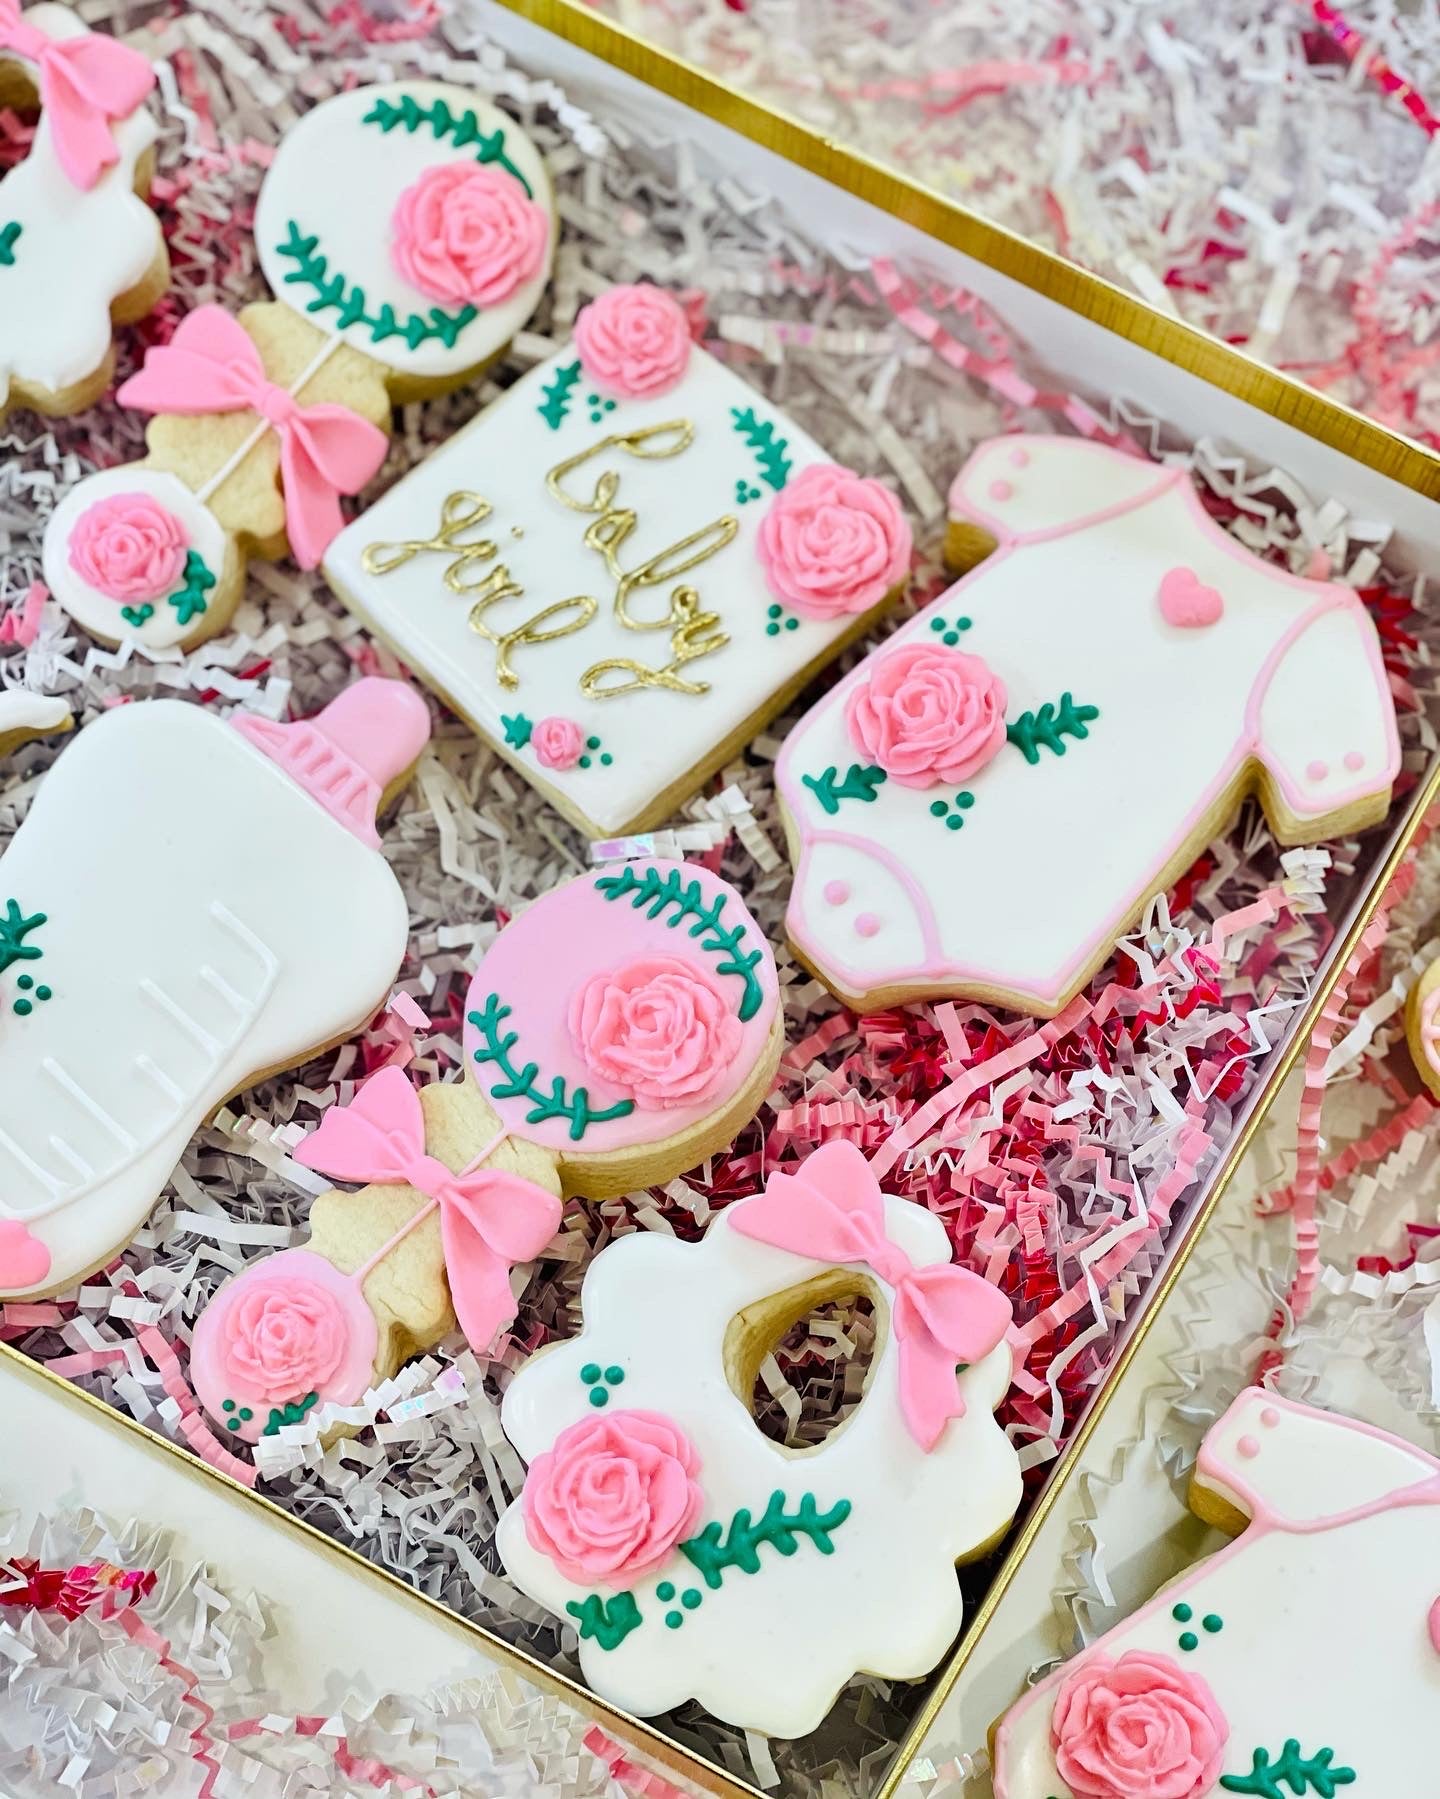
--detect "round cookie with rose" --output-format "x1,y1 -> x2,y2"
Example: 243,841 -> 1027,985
462,856 -> 785,1198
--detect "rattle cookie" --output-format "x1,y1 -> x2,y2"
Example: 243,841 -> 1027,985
0,690 -> 69,757
777,434 -> 1399,1017
42,79 -> 554,652
323,281 -> 913,839
992,1389 -> 1440,1798
0,676 -> 431,1298
190,1068 -> 562,1445
0,3 -> 168,421
497,1141 -> 1019,1737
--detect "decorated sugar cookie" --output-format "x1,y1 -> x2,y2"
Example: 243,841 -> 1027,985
43,80 -> 554,651
0,689 -> 69,757
323,282 -> 913,839
0,677 -> 431,1298
992,1390 -> 1440,1797
0,3 -> 168,421
777,434 -> 1399,1017
497,1141 -> 1019,1736
191,1070 -> 562,1444
463,856 -> 784,1199
1406,959 -> 1440,1099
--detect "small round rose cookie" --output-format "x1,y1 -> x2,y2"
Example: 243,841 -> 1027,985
497,1140 -> 1021,1736
1407,959 -> 1440,1101
463,857 -> 783,1198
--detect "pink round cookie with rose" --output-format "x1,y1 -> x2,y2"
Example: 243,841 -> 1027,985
462,858 -> 782,1196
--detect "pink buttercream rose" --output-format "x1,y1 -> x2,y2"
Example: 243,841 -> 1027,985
1050,1652 -> 1228,1799
68,492 -> 188,603
522,1409 -> 705,1585
532,716 -> 585,770
219,1276 -> 350,1404
567,956 -> 743,1110
756,463 -> 911,620
845,641 -> 1008,788
573,284 -> 692,399
390,162 -> 549,309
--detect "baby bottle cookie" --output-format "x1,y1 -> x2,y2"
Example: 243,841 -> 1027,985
0,676 -> 431,1298
323,281 -> 913,839
42,80 -> 554,652
191,1070 -> 562,1445
497,1141 -> 1020,1736
992,1390 -> 1440,1797
777,433 -> 1400,1017
0,3 -> 169,421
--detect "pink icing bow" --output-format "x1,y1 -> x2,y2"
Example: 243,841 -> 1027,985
730,1141 -> 1012,1450
294,1067 -> 563,1355
0,2 -> 155,191
116,306 -> 389,569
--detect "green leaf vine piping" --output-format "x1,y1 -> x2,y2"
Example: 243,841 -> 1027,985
1220,1742 -> 1356,1797
1005,692 -> 1100,765
0,222 -> 19,268
0,899 -> 45,979
275,221 -> 479,352
362,93 -> 534,196
565,1590 -> 643,1650
538,360 -> 582,430
593,865 -> 766,1022
468,993 -> 635,1142
730,406 -> 792,491
262,1392 -> 319,1437
801,762 -> 887,816
680,1491 -> 852,1590
168,549 -> 216,626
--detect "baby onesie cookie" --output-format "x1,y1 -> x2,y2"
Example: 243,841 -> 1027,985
42,80 -> 554,652
462,856 -> 784,1199
0,676 -> 431,1298
1406,959 -> 1440,1100
0,690 -> 69,757
0,3 -> 168,421
191,1070 -> 562,1444
777,434 -> 1399,1017
497,1140 -> 1019,1737
992,1389 -> 1440,1797
323,282 -> 913,839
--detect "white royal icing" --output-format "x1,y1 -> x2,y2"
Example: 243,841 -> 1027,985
498,1188 -> 1019,1737
0,700 -> 411,1295
0,690 -> 68,750
42,469 -> 231,651
778,435 -> 1400,1013
324,340 -> 881,838
0,4 -> 162,408
993,1391 -> 1440,1797
254,81 -> 553,384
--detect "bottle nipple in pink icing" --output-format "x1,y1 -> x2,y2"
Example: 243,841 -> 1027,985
0,676 -> 430,1299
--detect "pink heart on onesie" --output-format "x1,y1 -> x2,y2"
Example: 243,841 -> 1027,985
0,1220 -> 52,1289
1158,566 -> 1224,628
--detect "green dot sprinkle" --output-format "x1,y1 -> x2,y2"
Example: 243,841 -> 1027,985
1203,1614 -> 1223,1633
1172,1604 -> 1192,1622
588,1387 -> 608,1407
946,815 -> 963,831
222,1399 -> 235,1413
943,631 -> 959,645
682,1589 -> 701,1609
580,1364 -> 601,1384
226,1419 -> 240,1432
785,617 -> 799,631
930,800 -> 948,817
16,974 -> 32,991
605,1366 -> 624,1384
956,616 -> 972,630
957,791 -> 975,808
13,1000 -> 30,1016
1179,1631 -> 1198,1652
35,986 -> 50,1001
238,1408 -> 252,1421
665,1611 -> 683,1629
657,1582 -> 675,1602
587,395 -> 600,406
586,736 -> 601,750
766,623 -> 780,636
768,604 -> 782,619
578,755 -> 591,769
929,617 -> 945,632
600,752 -> 613,766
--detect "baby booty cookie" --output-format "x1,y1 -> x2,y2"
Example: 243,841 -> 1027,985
191,1069 -> 562,1445
0,690 -> 69,757
0,677 -> 431,1299
497,1140 -> 1019,1736
42,80 -> 554,652
992,1389 -> 1440,1797
323,281 -> 913,839
777,433 -> 1400,1017
0,3 -> 168,421
463,856 -> 784,1199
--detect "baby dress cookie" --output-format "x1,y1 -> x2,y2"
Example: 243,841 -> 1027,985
191,1069 -> 562,1445
992,1389 -> 1440,1797
0,3 -> 168,421
777,434 -> 1400,1016
323,282 -> 913,839
464,856 -> 784,1199
42,80 -> 554,652
497,1141 -> 1020,1737
0,676 -> 431,1298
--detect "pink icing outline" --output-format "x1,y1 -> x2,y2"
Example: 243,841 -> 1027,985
991,1391 -> 1440,1798
778,436 -> 1400,1008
